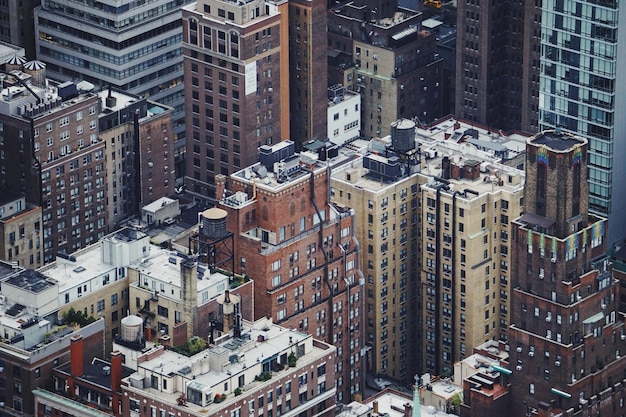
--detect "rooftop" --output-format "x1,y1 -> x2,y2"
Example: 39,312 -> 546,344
124,318 -> 334,411
529,129 -> 586,151
5,269 -> 55,293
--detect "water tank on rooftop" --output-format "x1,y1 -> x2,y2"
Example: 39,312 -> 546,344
120,315 -> 144,343
23,60 -> 47,87
200,207 -> 228,239
5,54 -> 26,73
391,119 -> 416,152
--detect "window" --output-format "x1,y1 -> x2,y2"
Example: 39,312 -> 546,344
111,293 -> 118,306
97,299 -> 105,312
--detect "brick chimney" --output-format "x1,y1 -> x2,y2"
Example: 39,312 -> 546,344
215,174 -> 227,203
68,334 -> 84,395
111,350 -> 122,416
70,335 -> 84,377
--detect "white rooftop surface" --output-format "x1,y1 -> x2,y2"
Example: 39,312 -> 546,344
143,197 -> 178,213
132,320 -> 331,408
428,379 -> 463,401
132,250 -> 230,296
39,244 -> 117,292
363,390 -> 457,417
416,118 -> 529,155
97,89 -> 140,112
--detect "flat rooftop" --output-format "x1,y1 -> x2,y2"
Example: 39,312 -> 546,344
529,129 -> 586,151
131,250 -> 230,297
127,319 -> 333,412
39,243 -> 118,293
5,269 -> 55,293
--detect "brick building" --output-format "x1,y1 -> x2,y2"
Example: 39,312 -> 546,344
0,60 -> 106,263
214,141 -> 364,402
328,0 -> 443,138
98,89 -> 176,228
508,130 -> 626,417
182,0 -> 289,203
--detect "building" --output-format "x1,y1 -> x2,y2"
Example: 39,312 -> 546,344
507,130 -> 626,417
141,197 -> 180,226
331,118 -> 526,381
457,340 -> 511,417
0,265 -> 105,417
33,334 -> 134,417
214,140 -> 365,402
454,0 -> 540,134
33,0 -> 191,181
127,249 -> 254,346
0,61 -> 106,263
287,0 -> 327,145
181,0 -> 289,204
327,85 -> 361,146
328,1 -> 444,138
98,88 -> 176,228
330,121 -> 422,384
38,227 -> 150,351
0,191 -> 43,268
0,8 -> 36,59
118,317 -> 337,417
537,0 -> 626,245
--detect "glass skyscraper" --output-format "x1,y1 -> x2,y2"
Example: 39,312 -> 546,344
538,0 -> 626,244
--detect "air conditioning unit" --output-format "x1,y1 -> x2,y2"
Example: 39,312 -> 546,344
515,365 -> 522,371
528,351 -> 534,357
551,257 -> 556,263
516,346 -> 522,353
621,334 -> 626,341
555,361 -> 561,367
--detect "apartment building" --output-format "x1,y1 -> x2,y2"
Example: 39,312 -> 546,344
327,85 -> 361,147
0,262 -> 106,417
38,227 -> 150,351
288,0 -> 327,145
214,141 -> 364,402
507,130 -> 626,417
34,0 -> 191,178
128,251 -> 254,346
0,61 -> 106,263
182,0 -> 288,204
328,1 -> 443,138
330,121 -> 422,384
118,317 -> 336,417
331,118 -> 526,380
455,0 -> 540,134
98,88 -> 176,228
0,191 -> 43,268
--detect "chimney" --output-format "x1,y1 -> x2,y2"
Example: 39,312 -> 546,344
403,403 -> 413,417
373,401 -> 379,414
111,350 -> 122,416
145,325 -> 152,342
106,84 -> 117,108
70,335 -> 84,377
215,174 -> 227,203
110,350 -> 122,392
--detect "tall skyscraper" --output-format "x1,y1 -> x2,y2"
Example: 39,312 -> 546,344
508,130 -> 626,417
34,0 -> 192,179
181,0 -> 289,203
538,0 -> 626,245
455,0 -> 540,134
